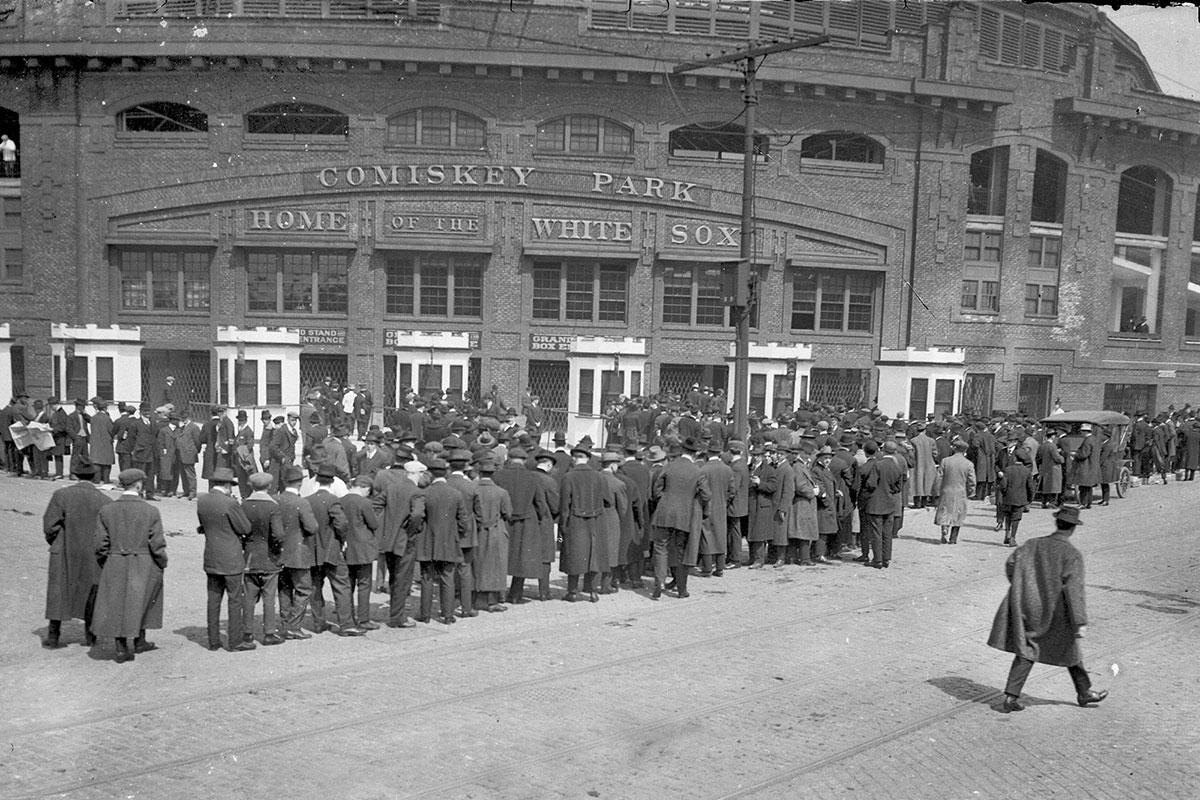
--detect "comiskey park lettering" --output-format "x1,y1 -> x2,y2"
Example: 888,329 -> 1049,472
319,165 -> 535,188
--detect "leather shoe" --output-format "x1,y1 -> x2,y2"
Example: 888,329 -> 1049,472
438,616 -> 457,625
133,640 -> 158,654
388,620 -> 417,629
588,592 -> 599,603
677,590 -> 690,598
651,584 -> 662,600
511,596 -> 530,605
357,621 -> 381,630
232,641 -> 257,652
114,647 -> 134,664
85,631 -> 97,647
459,609 -> 479,618
283,630 -> 311,640
724,562 -> 741,570
868,561 -> 883,569
881,562 -> 890,568
665,580 -> 677,591
207,642 -> 222,651
262,633 -> 285,646
1077,689 -> 1108,707
338,626 -> 367,636
42,636 -> 64,649
852,555 -> 870,563
1001,696 -> 1025,713
563,592 -> 579,603
747,562 -> 764,569
537,591 -> 552,601
486,603 -> 508,613
414,615 -> 431,623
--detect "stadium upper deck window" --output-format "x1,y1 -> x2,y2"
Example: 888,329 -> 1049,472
536,116 -> 632,155
245,103 -> 349,136
800,132 -> 883,165
669,122 -> 768,162
387,108 -> 486,149
119,102 -> 208,133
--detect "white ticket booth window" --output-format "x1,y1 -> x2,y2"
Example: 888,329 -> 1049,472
385,331 -> 475,404
0,323 -> 12,402
730,342 -> 813,420
215,326 -> 303,436
49,324 -> 142,404
567,336 -> 646,445
876,347 -> 966,422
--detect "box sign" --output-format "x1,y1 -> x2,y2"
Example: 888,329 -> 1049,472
384,330 -> 481,349
297,327 -> 347,346
530,334 -> 575,352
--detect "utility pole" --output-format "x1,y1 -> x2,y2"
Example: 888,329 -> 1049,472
673,35 -> 827,440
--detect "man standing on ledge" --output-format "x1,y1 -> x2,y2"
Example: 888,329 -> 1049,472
988,505 -> 1108,713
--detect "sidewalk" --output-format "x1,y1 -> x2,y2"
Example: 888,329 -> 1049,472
1,474 -> 1196,799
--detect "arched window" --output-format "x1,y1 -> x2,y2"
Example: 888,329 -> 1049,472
245,103 -> 348,136
1116,165 -> 1171,237
799,132 -> 882,164
536,115 -> 632,155
387,108 -> 486,149
669,122 -> 768,161
118,102 -> 208,133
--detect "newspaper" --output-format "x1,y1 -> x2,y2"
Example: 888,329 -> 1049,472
10,421 -> 55,451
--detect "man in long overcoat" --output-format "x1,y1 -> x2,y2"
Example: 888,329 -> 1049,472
42,459 -> 111,648
726,440 -> 749,567
276,465 -> 320,639
197,467 -> 254,651
529,449 -> 561,599
1035,429 -> 1064,507
697,442 -> 733,575
373,459 -> 425,627
128,403 -> 160,501
988,505 -> 1107,712
1072,423 -> 1101,509
269,412 -> 302,491
87,398 -> 115,485
598,451 -> 630,594
746,447 -> 778,568
649,437 -> 710,599
91,469 -> 168,663
559,444 -> 615,601
416,458 -> 468,624
341,476 -> 381,629
968,422 -> 997,500
859,440 -> 904,568
909,424 -> 938,508
494,448 -> 548,604
935,440 -> 976,544
472,455 -> 513,611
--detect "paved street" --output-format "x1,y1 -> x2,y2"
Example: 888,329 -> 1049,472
1,474 -> 1197,800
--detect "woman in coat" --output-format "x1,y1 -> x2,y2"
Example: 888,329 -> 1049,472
934,440 -> 976,544
91,469 -> 168,662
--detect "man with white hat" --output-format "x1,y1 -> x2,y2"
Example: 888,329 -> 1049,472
1071,423 -> 1101,509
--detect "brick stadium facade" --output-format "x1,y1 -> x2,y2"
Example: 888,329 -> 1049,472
2,1 -> 1199,440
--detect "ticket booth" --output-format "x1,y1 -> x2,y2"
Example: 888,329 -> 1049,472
567,336 -> 647,446
384,330 -> 477,403
876,347 -> 965,421
214,326 -> 303,431
49,323 -> 143,405
730,341 -> 813,419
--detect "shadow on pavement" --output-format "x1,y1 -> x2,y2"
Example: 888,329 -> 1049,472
172,625 -> 212,648
926,676 -> 1076,712
1089,584 -> 1200,607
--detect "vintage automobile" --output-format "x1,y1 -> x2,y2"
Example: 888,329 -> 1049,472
1041,409 -> 1132,498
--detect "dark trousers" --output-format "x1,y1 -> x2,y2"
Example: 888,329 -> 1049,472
420,560 -> 456,620
650,526 -> 689,587
836,512 -> 855,552
278,566 -> 313,632
1078,485 -> 1094,508
243,572 -> 279,638
177,462 -> 197,497
117,451 -> 132,472
132,459 -> 157,498
1004,654 -> 1091,698
385,542 -> 418,625
310,562 -> 353,629
455,547 -> 474,613
726,515 -> 746,563
206,572 -> 245,649
4,440 -> 24,475
30,446 -> 48,478
347,563 -> 374,625
863,513 -> 894,564
48,585 -> 98,639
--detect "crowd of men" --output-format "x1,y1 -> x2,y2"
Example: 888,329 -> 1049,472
31,387 -> 1200,661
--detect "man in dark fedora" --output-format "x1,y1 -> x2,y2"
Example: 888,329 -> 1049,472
41,457 -> 111,648
558,442 -> 614,602
988,505 -> 1107,713
197,467 -> 254,651
649,436 -> 710,599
